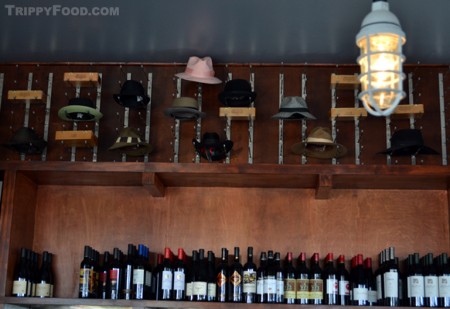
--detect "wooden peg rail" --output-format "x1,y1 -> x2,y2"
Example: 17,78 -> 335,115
55,130 -> 98,148
219,107 -> 256,120
63,72 -> 101,87
7,90 -> 46,102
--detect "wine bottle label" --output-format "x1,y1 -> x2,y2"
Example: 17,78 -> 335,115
217,272 -> 227,287
145,270 -> 152,287
376,275 -> 382,300
276,278 -> 284,296
207,283 -> 216,297
424,276 -> 438,297
50,284 -> 54,298
326,278 -> 338,294
339,280 -> 350,296
173,271 -> 185,290
36,283 -> 50,297
265,277 -> 276,294
161,270 -> 173,290
79,268 -> 90,295
353,287 -> 368,301
296,278 -> 309,299
12,279 -> 27,295
309,279 -> 323,299
368,290 -> 377,303
256,278 -> 264,295
193,281 -> 207,295
383,271 -> 399,298
409,275 -> 425,297
439,276 -> 450,297
133,269 -> 145,285
284,278 -> 296,299
230,270 -> 242,286
186,282 -> 192,297
243,270 -> 256,293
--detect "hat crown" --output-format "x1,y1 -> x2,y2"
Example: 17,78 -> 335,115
186,56 -> 215,78
68,97 -> 95,108
224,79 -> 252,92
391,129 -> 424,147
120,80 -> 146,95
10,127 -> 40,143
118,127 -> 141,139
171,97 -> 199,109
281,96 -> 308,108
307,127 -> 333,144
202,132 -> 220,146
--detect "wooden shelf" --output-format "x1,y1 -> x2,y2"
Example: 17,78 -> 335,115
219,107 -> 255,120
7,90 -> 46,102
2,161 -> 450,199
391,104 -> 424,119
330,74 -> 359,89
330,107 -> 367,120
63,72 -> 101,87
55,130 -> 98,148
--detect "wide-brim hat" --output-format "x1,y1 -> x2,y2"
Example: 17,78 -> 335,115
58,98 -> 103,121
291,127 -> 347,159
175,56 -> 222,84
5,127 -> 47,154
218,79 -> 256,107
113,80 -> 150,109
272,96 -> 316,120
108,127 -> 153,156
164,97 -> 206,120
193,132 -> 233,161
380,129 -> 439,156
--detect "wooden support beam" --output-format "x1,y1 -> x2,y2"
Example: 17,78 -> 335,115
55,130 -> 97,148
142,172 -> 165,197
330,107 -> 367,120
63,72 -> 101,87
7,90 -> 46,102
316,174 -> 332,200
219,107 -> 256,120
391,104 -> 424,119
330,74 -> 359,89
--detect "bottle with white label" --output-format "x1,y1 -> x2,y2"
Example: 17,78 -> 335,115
424,253 -> 439,307
264,250 -> 277,303
383,247 -> 399,307
243,247 -> 257,303
407,253 -> 424,307
351,254 -> 369,306
274,252 -> 284,303
133,246 -> 145,300
157,247 -> 173,300
256,251 -> 267,303
308,252 -> 323,305
323,252 -> 338,305
438,253 -> 450,307
336,254 -> 350,305
193,249 -> 208,301
172,248 -> 186,301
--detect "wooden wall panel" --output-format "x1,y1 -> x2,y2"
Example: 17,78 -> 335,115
32,185 -> 449,298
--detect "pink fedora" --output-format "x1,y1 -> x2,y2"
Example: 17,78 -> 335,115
175,56 -> 222,84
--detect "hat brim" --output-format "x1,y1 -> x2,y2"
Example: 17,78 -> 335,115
5,140 -> 47,154
113,94 -> 150,108
218,91 -> 256,107
291,142 -> 347,159
108,141 -> 139,151
175,72 -> 222,84
272,112 -> 317,120
380,145 -> 439,156
164,108 -> 206,120
58,105 -> 103,121
109,143 -> 153,156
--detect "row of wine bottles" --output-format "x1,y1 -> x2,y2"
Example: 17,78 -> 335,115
12,248 -> 54,298
76,245 -> 450,307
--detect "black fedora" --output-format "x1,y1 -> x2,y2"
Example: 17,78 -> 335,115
380,129 -> 439,156
193,132 -> 233,162
5,127 -> 47,154
218,79 -> 256,107
113,80 -> 150,109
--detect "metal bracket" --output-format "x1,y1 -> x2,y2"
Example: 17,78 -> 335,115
92,73 -> 102,163
0,73 -> 4,112
331,77 -> 337,165
41,73 -> 53,162
385,116 -> 392,165
248,72 -> 255,164
195,83 -> 203,163
173,78 -> 181,163
353,74 -> 361,165
144,73 -> 153,163
407,73 -> 416,165
278,73 -> 284,164
122,73 -> 131,162
301,73 -> 307,165
439,73 -> 447,166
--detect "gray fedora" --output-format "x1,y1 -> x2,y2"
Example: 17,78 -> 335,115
272,96 -> 316,120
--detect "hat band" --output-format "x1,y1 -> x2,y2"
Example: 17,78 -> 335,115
306,136 -> 334,144
115,136 -> 142,144
185,67 -> 214,77
279,107 -> 309,113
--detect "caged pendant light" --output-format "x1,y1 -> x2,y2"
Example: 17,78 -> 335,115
356,0 -> 406,117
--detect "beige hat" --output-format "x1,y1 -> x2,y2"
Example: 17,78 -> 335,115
291,127 -> 347,159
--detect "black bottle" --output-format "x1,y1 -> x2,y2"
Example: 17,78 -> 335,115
12,248 -> 29,297
228,246 -> 243,302
123,244 -> 135,300
133,246 -> 145,300
216,248 -> 228,302
308,252 -> 323,305
283,252 -> 296,304
152,253 -> 163,300
206,250 -> 216,301
264,250 -> 276,303
351,254 -> 368,306
336,254 -> 350,305
109,248 -> 123,299
35,251 -> 53,298
273,252 -> 284,303
243,246 -> 257,303
193,249 -> 208,301
408,253 -> 424,307
424,253 -> 439,307
256,251 -> 267,303
323,252 -> 337,305
364,257 -> 377,306
438,253 -> 450,307
99,251 -> 110,299
383,247 -> 399,307
79,246 -> 92,298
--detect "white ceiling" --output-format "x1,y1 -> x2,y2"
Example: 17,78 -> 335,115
1,0 -> 449,64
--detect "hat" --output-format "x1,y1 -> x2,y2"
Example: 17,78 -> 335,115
175,56 -> 222,84
218,79 -> 256,107
58,98 -> 103,121
108,127 -> 153,157
272,96 -> 316,120
5,127 -> 47,154
164,97 -> 206,120
193,132 -> 233,162
113,80 -> 150,109
291,127 -> 347,159
380,129 -> 439,156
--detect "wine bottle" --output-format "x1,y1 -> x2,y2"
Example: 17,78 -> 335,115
193,249 -> 208,301
323,252 -> 337,305
216,248 -> 228,302
424,253 -> 439,307
264,250 -> 276,303
336,254 -> 350,305
48,252 -> 54,297
123,244 -> 135,300
143,246 -> 152,299
243,246 -> 257,303
109,248 -> 123,299
308,252 -> 323,305
186,250 -> 197,301
91,249 -> 99,299
376,249 -> 385,305
256,251 -> 267,303
157,247 -> 173,300
283,252 -> 296,304
351,254 -> 368,306
383,247 -> 399,306
228,246 -> 243,302
79,246 -> 92,298
206,250 -> 216,301
133,246 -> 145,300
99,251 -> 110,299
30,251 -> 39,297
408,253 -> 425,307
12,248 -> 29,297
438,253 -> 450,307
173,248 -> 187,301
274,252 -> 284,303
364,257 -> 377,306
152,253 -> 163,300
35,251 -> 52,298
296,252 -> 309,304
